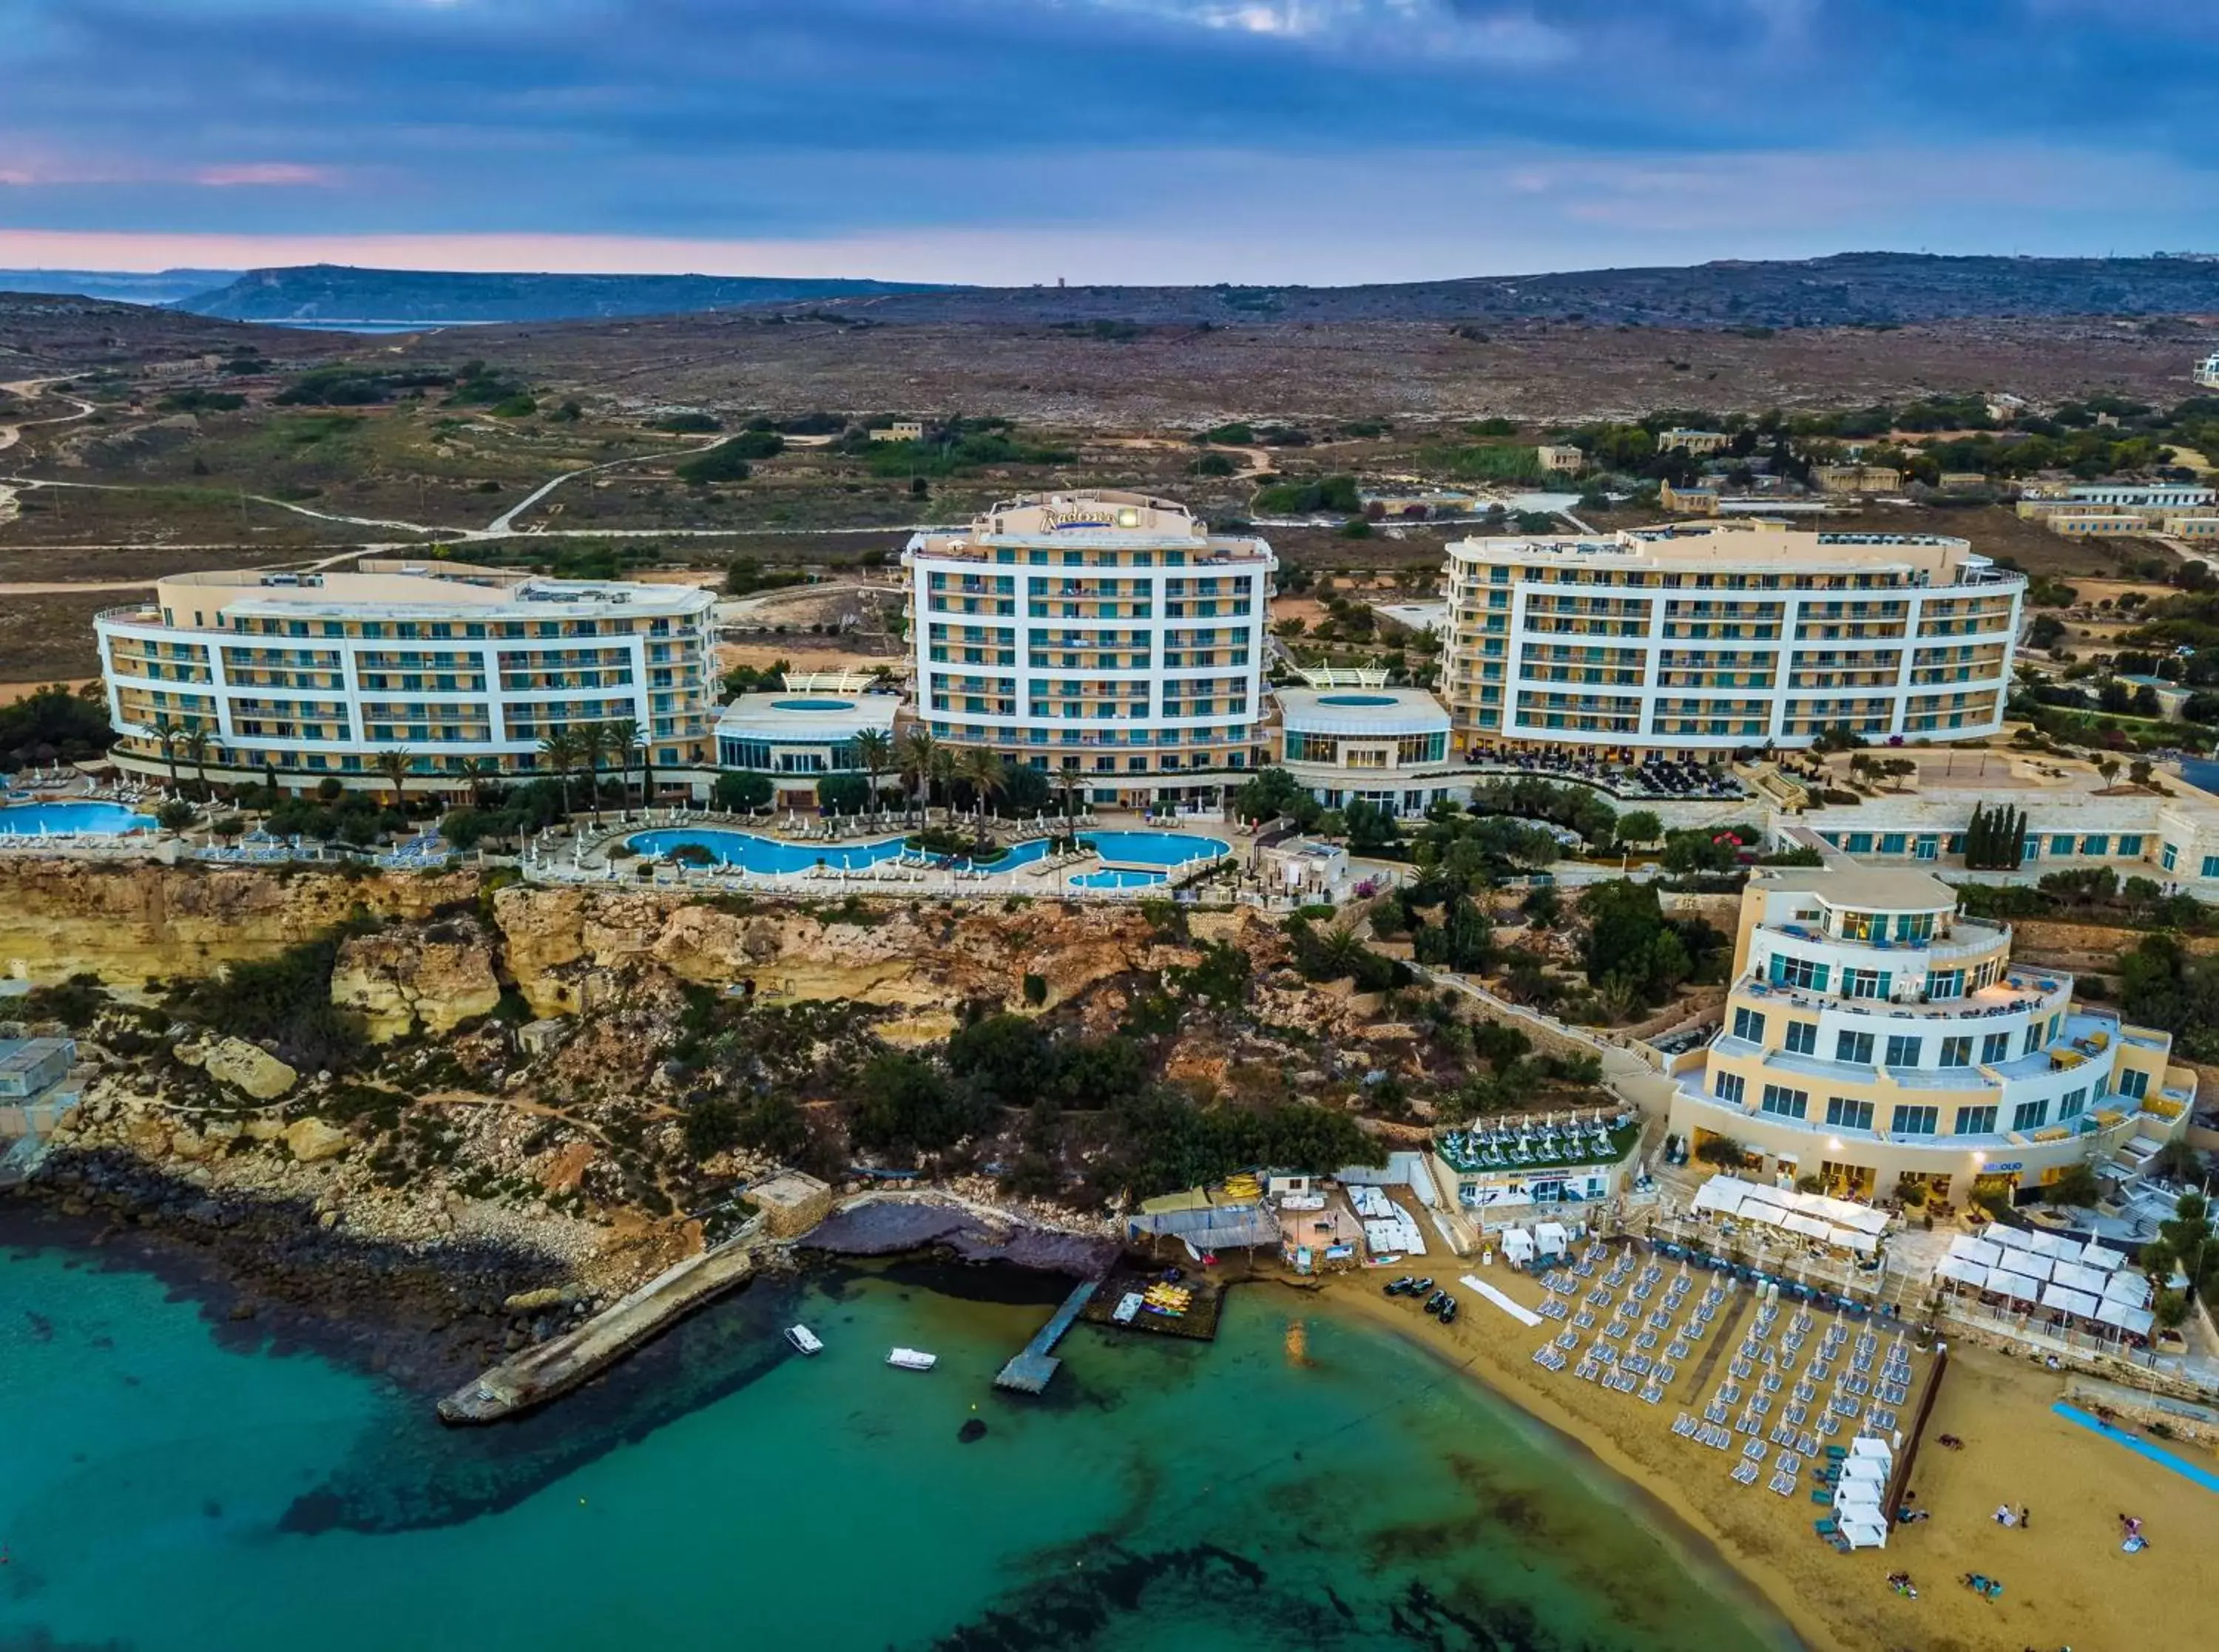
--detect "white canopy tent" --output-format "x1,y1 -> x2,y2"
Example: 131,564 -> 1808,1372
2040,1283 -> 2101,1319
1995,1252 -> 2052,1284
1985,1223 -> 2035,1252
1502,1228 -> 1535,1267
1840,1514 -> 1890,1551
1838,1458 -> 1887,1486
2095,1299 -> 2157,1338
2078,1239 -> 2124,1273
2102,1271 -> 2153,1309
1533,1221 -> 1570,1260
1945,1235 -> 2003,1269
1987,1269 -> 2043,1304
1848,1435 -> 1893,1461
1689,1174 -> 1890,1256
2030,1229 -> 2084,1262
1934,1256 -> 1988,1289
2050,1260 -> 2110,1296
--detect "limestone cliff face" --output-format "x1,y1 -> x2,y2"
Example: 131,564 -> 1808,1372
489,886 -> 1283,1026
331,922 -> 504,1040
0,858 -> 479,985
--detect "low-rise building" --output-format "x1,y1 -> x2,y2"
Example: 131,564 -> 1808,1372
712,673 -> 902,809
1432,1108 -> 1641,1232
1813,464 -> 1904,495
1659,428 -> 1732,456
1536,444 -> 1586,475
2198,352 -> 2219,392
1276,677 -> 1454,815
1666,869 -> 2195,1209
1659,481 -> 1719,515
869,420 -> 925,443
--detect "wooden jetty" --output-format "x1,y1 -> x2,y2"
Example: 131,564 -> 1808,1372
994,1278 -> 1101,1394
439,1237 -> 756,1424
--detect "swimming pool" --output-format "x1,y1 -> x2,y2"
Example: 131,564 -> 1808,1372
626,827 -> 909,873
1070,867 -> 1166,889
625,824 -> 1232,879
1,802 -> 158,836
1082,829 -> 1229,868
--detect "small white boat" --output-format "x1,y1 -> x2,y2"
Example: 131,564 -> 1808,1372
886,1347 -> 938,1371
784,1324 -> 823,1355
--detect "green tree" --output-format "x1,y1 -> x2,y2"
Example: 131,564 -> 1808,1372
537,728 -> 580,810
575,721 -> 610,826
376,748 -> 412,810
607,717 -> 643,810
714,770 -> 773,813
851,728 -> 894,816
957,747 -> 1006,821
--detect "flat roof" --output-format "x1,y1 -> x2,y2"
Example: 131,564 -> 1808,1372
908,490 -> 1271,563
715,691 -> 899,741
1445,521 -> 1990,581
1276,686 -> 1450,738
149,563 -> 714,625
1756,867 -> 1958,911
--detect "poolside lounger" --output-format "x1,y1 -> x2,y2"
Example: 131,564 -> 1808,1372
1730,1462 -> 1760,1486
1769,1473 -> 1797,1497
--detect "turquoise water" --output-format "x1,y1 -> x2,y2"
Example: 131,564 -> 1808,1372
1071,867 -> 1167,889
0,802 -> 155,834
0,1239 -> 1796,1651
628,826 -> 1228,877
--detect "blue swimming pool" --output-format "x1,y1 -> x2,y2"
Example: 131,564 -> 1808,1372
0,802 -> 158,836
626,828 -> 909,873
1070,867 -> 1166,889
1083,829 -> 1229,867
626,825 -> 1232,879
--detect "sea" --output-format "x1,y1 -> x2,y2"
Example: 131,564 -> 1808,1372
0,1232 -> 1798,1652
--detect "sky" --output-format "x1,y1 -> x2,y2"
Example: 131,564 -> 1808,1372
2,0 -> 2218,284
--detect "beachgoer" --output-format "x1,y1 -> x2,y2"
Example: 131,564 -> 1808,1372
2019,1506 -> 2030,1529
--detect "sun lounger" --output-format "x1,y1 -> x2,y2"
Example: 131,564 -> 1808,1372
1731,1462 -> 1760,1486
1769,1472 -> 1797,1497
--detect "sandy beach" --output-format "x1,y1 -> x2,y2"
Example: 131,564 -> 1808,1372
1311,1256 -> 2218,1652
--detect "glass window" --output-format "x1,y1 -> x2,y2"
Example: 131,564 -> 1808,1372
1884,1035 -> 1920,1067
1842,968 -> 1885,1000
2203,855 -> 2219,879
1834,1029 -> 1873,1063
1825,1096 -> 1874,1131
2050,834 -> 2075,857
1717,1072 -> 1746,1106
2011,1100 -> 2049,1131
2080,835 -> 2109,856
2161,842 -> 2180,872
1760,1083 -> 1808,1120
2060,1087 -> 2088,1119
2118,834 -> 2144,856
1891,1105 -> 1938,1136
1955,1104 -> 1998,1135
1928,969 -> 1963,1001
2118,1068 -> 2149,1100
2024,1024 -> 2043,1056
1939,1036 -> 1972,1067
1980,1032 -> 2010,1063
1777,955 -> 1828,990
1786,1020 -> 1818,1054
1732,1006 -> 1766,1043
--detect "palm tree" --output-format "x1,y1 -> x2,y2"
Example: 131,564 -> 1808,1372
153,717 -> 183,795
180,727 -> 213,801
1056,761 -> 1083,833
928,745 -> 956,821
606,717 -> 640,813
897,728 -> 936,819
852,728 -> 894,822
575,722 -> 609,825
957,747 -> 1005,822
635,728 -> 656,813
537,729 -> 579,814
453,757 -> 493,810
376,749 -> 413,810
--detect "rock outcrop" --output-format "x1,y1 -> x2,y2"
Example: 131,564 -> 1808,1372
283,1117 -> 350,1162
332,922 -> 504,1041
201,1037 -> 297,1100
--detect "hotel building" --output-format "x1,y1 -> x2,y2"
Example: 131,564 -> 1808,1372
1440,521 -> 2023,756
1665,870 -> 2194,1208
93,560 -> 717,791
901,492 -> 1274,805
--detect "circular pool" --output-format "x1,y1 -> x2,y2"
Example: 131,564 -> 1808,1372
1,802 -> 158,836
770,698 -> 858,712
1317,693 -> 1399,707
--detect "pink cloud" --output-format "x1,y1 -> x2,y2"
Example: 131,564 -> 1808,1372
193,163 -> 333,188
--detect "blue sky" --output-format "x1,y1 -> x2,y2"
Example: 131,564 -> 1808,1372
2,0 -> 2216,281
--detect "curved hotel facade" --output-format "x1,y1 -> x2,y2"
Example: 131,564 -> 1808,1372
902,492 -> 1275,805
1440,521 -> 2023,757
93,561 -> 718,791
1666,870 -> 2194,1207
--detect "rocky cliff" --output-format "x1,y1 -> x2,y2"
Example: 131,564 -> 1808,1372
0,858 -> 479,986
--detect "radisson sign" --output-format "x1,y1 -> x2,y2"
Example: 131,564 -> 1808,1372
1041,504 -> 1143,530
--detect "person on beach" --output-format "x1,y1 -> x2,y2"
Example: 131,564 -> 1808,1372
2019,1505 -> 2030,1529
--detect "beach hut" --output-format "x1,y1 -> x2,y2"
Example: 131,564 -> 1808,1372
1502,1228 -> 1536,1269
1840,1513 -> 1890,1551
1533,1220 -> 1570,1262
1848,1435 -> 1892,1462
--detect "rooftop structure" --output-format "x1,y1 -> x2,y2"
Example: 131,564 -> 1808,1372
95,560 -> 718,792
1440,520 -> 2022,756
901,491 -> 1274,808
1276,682 -> 1454,813
1665,869 -> 2195,1208
712,681 -> 901,806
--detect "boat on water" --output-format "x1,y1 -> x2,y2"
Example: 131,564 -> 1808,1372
784,1325 -> 824,1355
887,1347 -> 938,1371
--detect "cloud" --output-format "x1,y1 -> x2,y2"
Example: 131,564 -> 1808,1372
192,163 -> 333,187
0,1 -> 2213,277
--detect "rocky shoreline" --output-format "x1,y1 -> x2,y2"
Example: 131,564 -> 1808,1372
7,1151 -> 583,1396
800,1196 -> 1123,1277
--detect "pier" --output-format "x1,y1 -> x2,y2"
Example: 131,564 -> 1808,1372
994,1278 -> 1101,1394
439,1236 -> 757,1424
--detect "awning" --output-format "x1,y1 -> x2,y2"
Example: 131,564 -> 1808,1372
2050,1261 -> 2109,1296
1935,1256 -> 1988,1288
1783,1213 -> 1831,1239
1988,1270 -> 2043,1303
1996,1253 -> 2051,1284
2101,1271 -> 2153,1309
1986,1223 -> 2035,1251
2095,1299 -> 2156,1336
1502,1229 -> 1535,1262
2030,1230 -> 2084,1260
2040,1283 -> 2100,1318
2078,1240 -> 2124,1273
1692,1175 -> 1752,1216
1946,1236 -> 2002,1269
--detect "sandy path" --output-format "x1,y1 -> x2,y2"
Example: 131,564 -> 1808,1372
1313,1265 -> 2218,1652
